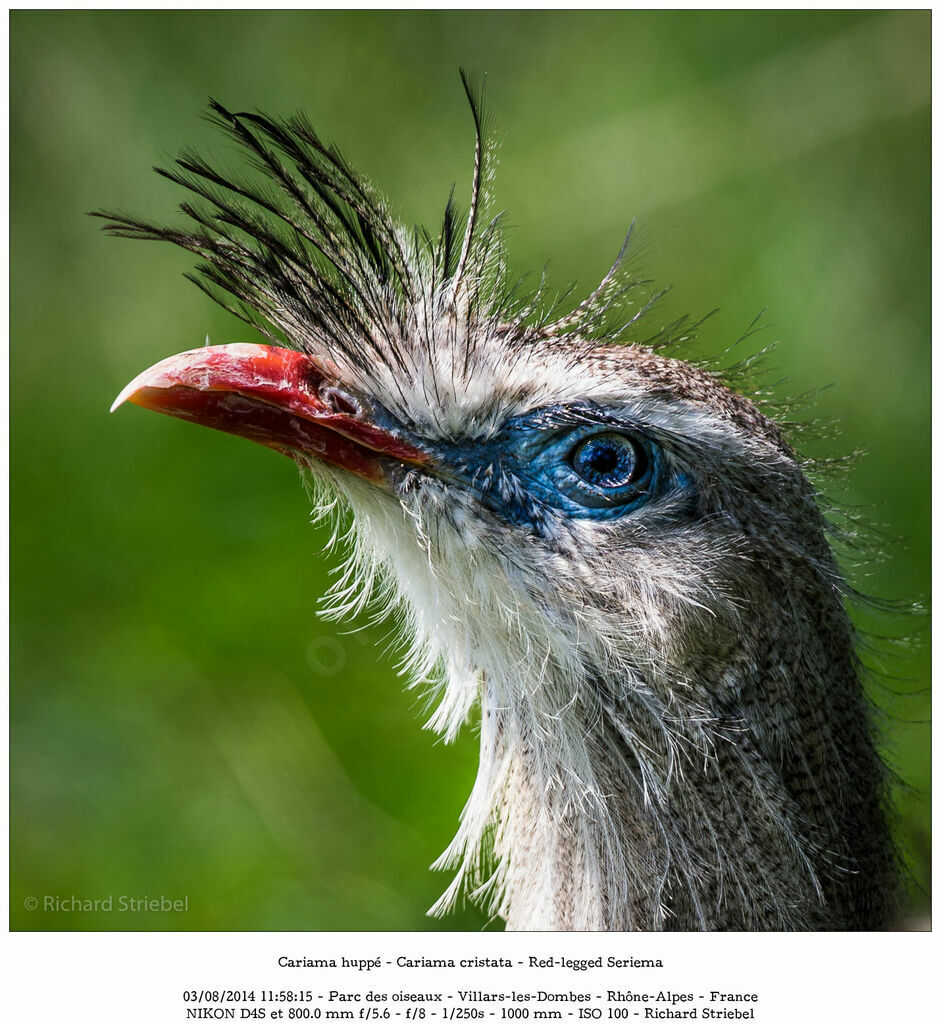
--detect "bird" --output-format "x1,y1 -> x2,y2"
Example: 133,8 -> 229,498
97,77 -> 896,931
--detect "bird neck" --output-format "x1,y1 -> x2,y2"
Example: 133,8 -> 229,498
354,484 -> 894,930
432,587 -> 894,931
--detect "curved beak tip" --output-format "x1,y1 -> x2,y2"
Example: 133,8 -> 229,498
110,383 -> 136,413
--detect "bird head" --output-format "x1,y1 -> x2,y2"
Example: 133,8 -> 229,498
100,80 -> 890,930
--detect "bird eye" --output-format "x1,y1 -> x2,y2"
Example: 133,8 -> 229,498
570,432 -> 646,488
497,411 -> 664,519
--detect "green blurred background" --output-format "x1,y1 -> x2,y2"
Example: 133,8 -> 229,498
11,10 -> 930,930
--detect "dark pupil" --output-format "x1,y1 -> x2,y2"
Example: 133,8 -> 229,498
587,445 -> 619,474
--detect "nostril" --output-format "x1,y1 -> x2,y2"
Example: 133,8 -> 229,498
320,384 -> 361,417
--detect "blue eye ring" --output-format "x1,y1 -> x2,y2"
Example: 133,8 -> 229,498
570,432 -> 647,489
471,407 -> 667,521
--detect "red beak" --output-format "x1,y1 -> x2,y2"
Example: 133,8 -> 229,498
111,343 -> 428,484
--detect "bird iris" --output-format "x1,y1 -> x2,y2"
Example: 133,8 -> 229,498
570,433 -> 644,488
547,425 -> 656,513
